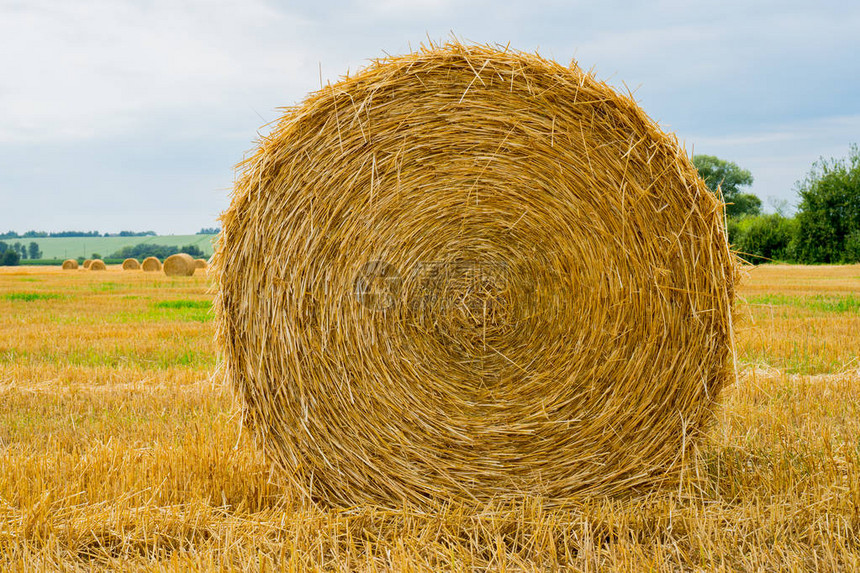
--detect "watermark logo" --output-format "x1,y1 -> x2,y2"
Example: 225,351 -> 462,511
353,260 -> 402,310
354,259 -> 512,313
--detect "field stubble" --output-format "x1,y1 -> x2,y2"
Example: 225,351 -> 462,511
0,264 -> 858,571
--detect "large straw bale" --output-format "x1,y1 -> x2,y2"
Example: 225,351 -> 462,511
62,259 -> 78,270
82,259 -> 93,269
122,258 -> 141,270
163,253 -> 196,276
141,257 -> 161,272
193,258 -> 208,270
89,259 -> 106,271
213,43 -> 738,507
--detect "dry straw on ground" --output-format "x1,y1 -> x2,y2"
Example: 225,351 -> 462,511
61,259 -> 78,270
82,259 -> 93,269
163,253 -> 196,277
214,42 -> 738,508
193,258 -> 208,270
141,257 -> 161,272
89,259 -> 106,271
122,258 -> 141,270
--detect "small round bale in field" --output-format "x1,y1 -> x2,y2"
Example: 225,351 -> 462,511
141,257 -> 161,272
163,253 -> 196,276
62,259 -> 78,270
82,259 -> 93,269
89,259 -> 106,271
193,258 -> 208,270
122,258 -> 141,270
214,43 -> 738,507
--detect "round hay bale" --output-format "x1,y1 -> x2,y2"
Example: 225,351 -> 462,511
89,259 -> 106,271
163,253 -> 195,277
213,43 -> 738,507
141,257 -> 162,272
193,258 -> 208,270
122,258 -> 141,270
82,259 -> 93,269
62,259 -> 78,270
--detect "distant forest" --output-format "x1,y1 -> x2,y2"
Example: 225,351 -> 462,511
0,228 -> 220,239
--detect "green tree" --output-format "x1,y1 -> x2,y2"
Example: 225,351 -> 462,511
108,243 -> 203,260
1,248 -> 20,266
28,241 -> 42,260
732,214 -> 796,264
14,242 -> 25,259
794,144 -> 860,263
692,155 -> 761,218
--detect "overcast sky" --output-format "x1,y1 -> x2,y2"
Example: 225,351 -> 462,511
1,0 -> 857,234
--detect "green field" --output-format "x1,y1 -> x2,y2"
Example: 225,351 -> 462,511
24,234 -> 217,260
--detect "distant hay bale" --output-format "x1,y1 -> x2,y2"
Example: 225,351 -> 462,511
163,253 -> 196,276
193,258 -> 208,270
213,43 -> 738,508
82,259 -> 93,269
89,259 -> 106,271
122,258 -> 141,270
62,259 -> 78,270
141,257 -> 161,272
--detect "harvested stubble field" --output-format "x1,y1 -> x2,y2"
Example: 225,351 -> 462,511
0,264 -> 858,571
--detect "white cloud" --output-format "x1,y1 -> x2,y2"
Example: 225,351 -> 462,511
0,0 -> 311,142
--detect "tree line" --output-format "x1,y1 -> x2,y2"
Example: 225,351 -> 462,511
1,230 -> 101,239
107,244 -> 204,261
694,144 -> 860,264
0,227 -> 219,239
0,230 -> 156,238
0,241 -> 41,265
0,241 -> 205,266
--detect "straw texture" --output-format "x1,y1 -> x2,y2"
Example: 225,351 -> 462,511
163,253 -> 196,277
62,259 -> 78,270
193,258 -> 208,270
122,258 -> 141,270
89,259 -> 106,271
141,257 -> 162,272
82,259 -> 93,270
214,43 -> 738,508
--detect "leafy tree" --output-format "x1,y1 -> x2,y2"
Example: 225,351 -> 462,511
14,242 -> 25,259
116,230 -> 156,237
180,244 -> 204,257
794,144 -> 860,263
692,155 -> 761,218
28,242 -> 42,260
49,231 -> 101,237
108,243 -> 204,260
732,214 -> 796,264
845,230 -> 860,263
0,241 -> 6,254
92,253 -> 102,260
197,227 -> 221,235
1,248 -> 20,266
